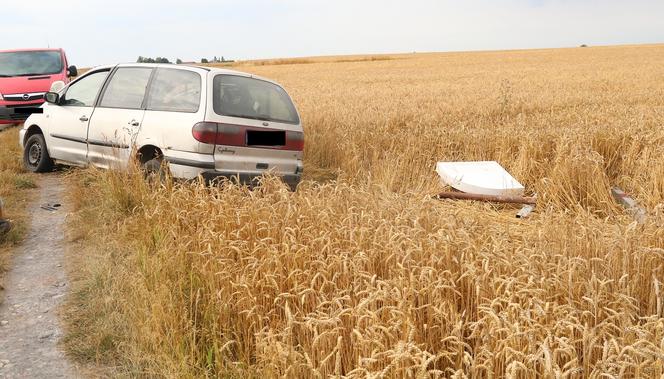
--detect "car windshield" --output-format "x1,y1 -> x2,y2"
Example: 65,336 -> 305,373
0,51 -> 63,77
213,75 -> 299,124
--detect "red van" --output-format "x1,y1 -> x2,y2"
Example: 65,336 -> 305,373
0,48 -> 77,124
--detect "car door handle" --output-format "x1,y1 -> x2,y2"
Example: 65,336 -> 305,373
128,120 -> 140,127
79,116 -> 89,122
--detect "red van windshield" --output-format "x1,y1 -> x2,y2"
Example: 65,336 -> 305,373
0,51 -> 63,77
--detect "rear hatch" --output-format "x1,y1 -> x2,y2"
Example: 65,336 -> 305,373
198,73 -> 303,175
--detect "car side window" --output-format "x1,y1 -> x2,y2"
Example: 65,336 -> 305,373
62,70 -> 109,107
99,67 -> 153,109
146,69 -> 201,113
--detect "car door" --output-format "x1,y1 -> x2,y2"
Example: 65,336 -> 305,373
45,69 -> 110,164
140,67 -> 207,165
87,66 -> 153,169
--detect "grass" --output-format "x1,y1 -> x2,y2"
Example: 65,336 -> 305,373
65,44 -> 664,377
0,127 -> 32,295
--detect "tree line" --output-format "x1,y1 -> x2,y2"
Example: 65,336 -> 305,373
136,56 -> 234,64
136,56 -> 172,64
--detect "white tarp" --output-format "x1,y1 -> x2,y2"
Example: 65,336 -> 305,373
436,161 -> 525,196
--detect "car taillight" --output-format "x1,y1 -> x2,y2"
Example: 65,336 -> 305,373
193,122 -> 304,151
192,122 -> 218,144
286,131 -> 304,151
216,124 -> 244,146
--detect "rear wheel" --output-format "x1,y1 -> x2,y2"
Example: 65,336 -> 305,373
142,157 -> 168,183
23,134 -> 53,173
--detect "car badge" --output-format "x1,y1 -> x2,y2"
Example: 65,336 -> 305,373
22,94 -> 30,100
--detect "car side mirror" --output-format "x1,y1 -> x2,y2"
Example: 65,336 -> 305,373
44,92 -> 60,104
49,80 -> 65,93
67,65 -> 78,77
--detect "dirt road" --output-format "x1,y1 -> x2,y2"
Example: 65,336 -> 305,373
0,174 -> 79,378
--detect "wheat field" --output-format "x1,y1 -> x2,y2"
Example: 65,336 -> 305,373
65,45 -> 664,378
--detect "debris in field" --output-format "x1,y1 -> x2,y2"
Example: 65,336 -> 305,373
436,191 -> 537,205
516,204 -> 536,218
38,331 -> 54,340
611,187 -> 647,224
436,161 -> 525,196
40,203 -> 61,212
435,161 -> 535,208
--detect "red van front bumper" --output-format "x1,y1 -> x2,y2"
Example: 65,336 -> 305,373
0,99 -> 44,124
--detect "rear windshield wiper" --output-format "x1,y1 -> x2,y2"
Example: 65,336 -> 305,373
253,114 -> 294,124
224,113 -> 268,122
223,112 -> 295,124
0,74 -> 12,77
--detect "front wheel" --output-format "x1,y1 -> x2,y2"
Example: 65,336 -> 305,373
23,134 -> 53,173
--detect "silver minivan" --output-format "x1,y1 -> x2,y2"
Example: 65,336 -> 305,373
19,63 -> 304,189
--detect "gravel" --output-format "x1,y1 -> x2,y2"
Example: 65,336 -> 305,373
0,174 -> 81,378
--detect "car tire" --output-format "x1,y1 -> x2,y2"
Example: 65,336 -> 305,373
23,134 -> 53,173
142,158 -> 167,183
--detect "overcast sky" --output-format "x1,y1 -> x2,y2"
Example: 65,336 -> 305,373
2,0 -> 663,67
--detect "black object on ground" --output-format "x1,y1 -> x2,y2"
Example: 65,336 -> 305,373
40,203 -> 61,212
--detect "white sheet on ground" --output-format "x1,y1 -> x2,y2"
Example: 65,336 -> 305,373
436,161 -> 525,196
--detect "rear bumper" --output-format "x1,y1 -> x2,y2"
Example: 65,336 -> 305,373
201,170 -> 301,191
165,151 -> 302,190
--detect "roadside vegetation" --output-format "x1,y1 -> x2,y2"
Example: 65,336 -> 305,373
65,45 -> 664,377
0,128 -> 34,290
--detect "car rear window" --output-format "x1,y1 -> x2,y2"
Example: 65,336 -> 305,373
100,67 -> 152,109
147,68 -> 201,113
213,75 -> 299,124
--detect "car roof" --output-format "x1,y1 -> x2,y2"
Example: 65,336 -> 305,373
86,64 -> 116,72
114,62 -> 245,75
111,63 -> 281,86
